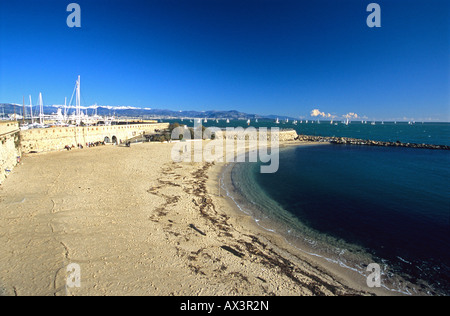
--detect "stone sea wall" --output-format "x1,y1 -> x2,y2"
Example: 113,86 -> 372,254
0,122 -> 22,185
21,123 -> 170,153
214,129 -> 298,142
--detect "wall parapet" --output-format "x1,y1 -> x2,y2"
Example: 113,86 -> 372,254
21,123 -> 169,153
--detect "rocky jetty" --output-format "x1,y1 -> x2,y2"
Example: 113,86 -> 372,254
296,135 -> 450,150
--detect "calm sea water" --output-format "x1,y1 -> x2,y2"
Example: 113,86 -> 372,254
292,121 -> 450,146
169,119 -> 450,146
248,145 -> 449,295
170,119 -> 450,294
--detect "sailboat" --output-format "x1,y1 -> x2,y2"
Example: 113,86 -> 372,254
63,75 -> 84,126
226,119 -> 230,124
38,92 -> 44,125
20,96 -> 33,129
22,92 -> 47,129
63,97 -> 68,123
275,118 -> 279,124
247,119 -> 251,126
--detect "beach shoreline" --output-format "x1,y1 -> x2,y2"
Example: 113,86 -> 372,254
207,143 -> 404,297
0,141 -> 398,296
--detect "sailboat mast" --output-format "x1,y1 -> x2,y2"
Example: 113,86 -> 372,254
23,96 -> 25,124
64,97 -> 67,123
39,92 -> 44,125
29,95 -> 34,124
76,75 -> 81,125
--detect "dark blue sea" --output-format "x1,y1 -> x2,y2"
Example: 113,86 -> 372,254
233,145 -> 449,295
170,119 -> 450,295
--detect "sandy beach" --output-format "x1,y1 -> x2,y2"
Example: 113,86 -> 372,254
0,141 -> 392,296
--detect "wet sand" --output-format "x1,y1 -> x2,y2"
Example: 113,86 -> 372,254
0,141 -> 392,296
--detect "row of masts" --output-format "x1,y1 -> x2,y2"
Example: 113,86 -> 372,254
18,76 -> 81,129
16,76 -> 115,129
14,93 -> 46,127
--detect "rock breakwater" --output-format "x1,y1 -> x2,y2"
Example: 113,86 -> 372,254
296,135 -> 450,150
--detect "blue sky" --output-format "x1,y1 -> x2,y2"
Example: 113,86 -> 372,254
0,0 -> 448,121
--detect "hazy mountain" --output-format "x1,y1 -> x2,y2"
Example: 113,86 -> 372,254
0,103 -> 297,121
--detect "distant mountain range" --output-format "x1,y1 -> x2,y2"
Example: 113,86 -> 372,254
0,103 -> 297,121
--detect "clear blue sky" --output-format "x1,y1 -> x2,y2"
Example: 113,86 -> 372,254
0,0 -> 449,121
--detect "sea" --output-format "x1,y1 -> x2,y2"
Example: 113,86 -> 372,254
169,119 -> 450,295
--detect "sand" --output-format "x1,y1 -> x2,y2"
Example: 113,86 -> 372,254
0,141 -> 393,296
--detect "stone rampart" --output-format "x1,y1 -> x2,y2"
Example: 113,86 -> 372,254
0,122 -> 21,184
20,123 -> 169,153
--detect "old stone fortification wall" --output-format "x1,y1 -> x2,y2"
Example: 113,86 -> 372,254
21,123 -> 169,153
276,130 -> 298,142
214,129 -> 298,142
0,122 -> 21,185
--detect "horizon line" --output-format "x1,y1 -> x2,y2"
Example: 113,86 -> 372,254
1,102 -> 449,123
